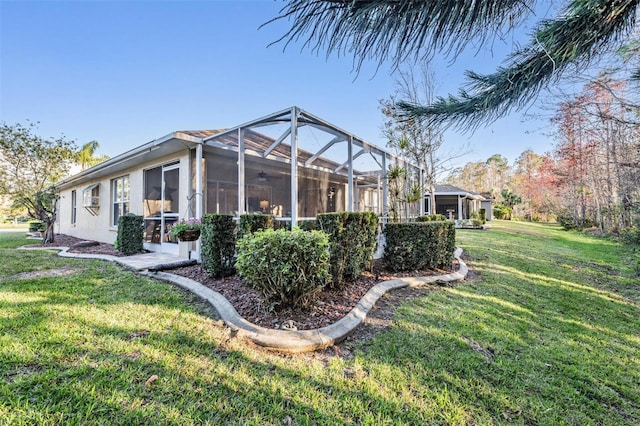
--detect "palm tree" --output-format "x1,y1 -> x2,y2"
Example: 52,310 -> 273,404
271,0 -> 639,128
77,140 -> 109,170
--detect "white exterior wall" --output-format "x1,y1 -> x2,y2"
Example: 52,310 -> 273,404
57,151 -> 191,246
481,200 -> 493,220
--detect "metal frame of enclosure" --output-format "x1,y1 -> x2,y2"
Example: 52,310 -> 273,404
193,106 -> 423,226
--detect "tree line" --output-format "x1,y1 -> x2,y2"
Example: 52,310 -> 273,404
447,76 -> 639,236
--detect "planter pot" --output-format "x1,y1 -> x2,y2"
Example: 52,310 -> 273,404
177,230 -> 201,242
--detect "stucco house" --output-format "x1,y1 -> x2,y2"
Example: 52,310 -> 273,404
55,107 -> 422,260
425,184 -> 489,220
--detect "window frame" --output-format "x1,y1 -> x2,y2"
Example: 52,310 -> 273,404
82,183 -> 100,216
71,190 -> 77,225
111,175 -> 130,227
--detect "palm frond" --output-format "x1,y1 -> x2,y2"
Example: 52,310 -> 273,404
399,0 -> 640,128
268,0 -> 534,71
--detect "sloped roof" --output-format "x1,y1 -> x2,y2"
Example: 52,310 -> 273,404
433,184 -> 486,200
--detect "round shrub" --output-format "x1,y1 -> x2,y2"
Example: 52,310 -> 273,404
235,228 -> 330,311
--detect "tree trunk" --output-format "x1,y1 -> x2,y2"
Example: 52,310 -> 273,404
41,220 -> 55,245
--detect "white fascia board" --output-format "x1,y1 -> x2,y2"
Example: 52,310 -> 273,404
432,191 -> 473,196
57,131 -> 192,189
436,193 -> 486,201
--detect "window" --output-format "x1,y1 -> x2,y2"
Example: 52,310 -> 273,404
112,176 -> 130,226
71,190 -> 77,225
82,183 -> 100,216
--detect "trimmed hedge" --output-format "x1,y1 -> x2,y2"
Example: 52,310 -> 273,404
28,221 -> 44,232
317,212 -> 379,288
238,214 -> 274,240
298,220 -> 317,231
236,228 -> 329,310
416,214 -> 447,222
201,214 -> 236,278
117,214 -> 144,255
383,221 -> 456,272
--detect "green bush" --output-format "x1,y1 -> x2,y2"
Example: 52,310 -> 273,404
201,214 -> 236,278
117,214 -> 143,255
28,221 -> 44,232
235,228 -> 330,310
317,212 -> 379,288
620,227 -> 640,246
470,212 -> 483,228
298,220 -> 317,231
620,205 -> 640,246
479,209 -> 487,223
383,221 -> 456,272
417,214 -> 447,222
493,204 -> 513,220
557,212 -> 597,231
273,221 -> 291,231
238,214 -> 274,241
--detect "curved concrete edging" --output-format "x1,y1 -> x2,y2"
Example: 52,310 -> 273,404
18,245 -> 118,260
19,244 -> 467,353
149,247 -> 468,353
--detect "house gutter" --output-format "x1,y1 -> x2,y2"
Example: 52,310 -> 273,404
56,132 -> 203,190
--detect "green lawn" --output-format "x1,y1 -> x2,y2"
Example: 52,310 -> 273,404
1,223 -> 639,425
0,223 -> 28,230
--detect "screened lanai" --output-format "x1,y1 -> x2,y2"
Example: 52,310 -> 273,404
188,106 -> 423,226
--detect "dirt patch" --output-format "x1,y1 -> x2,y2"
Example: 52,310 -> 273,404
3,365 -> 43,383
4,267 -> 79,281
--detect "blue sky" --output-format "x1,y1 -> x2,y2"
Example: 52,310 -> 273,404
1,0 -> 557,173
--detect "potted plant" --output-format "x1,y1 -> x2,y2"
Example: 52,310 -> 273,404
170,217 -> 202,241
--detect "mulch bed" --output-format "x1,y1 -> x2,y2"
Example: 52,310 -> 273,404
37,233 -> 458,333
36,233 -> 125,257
